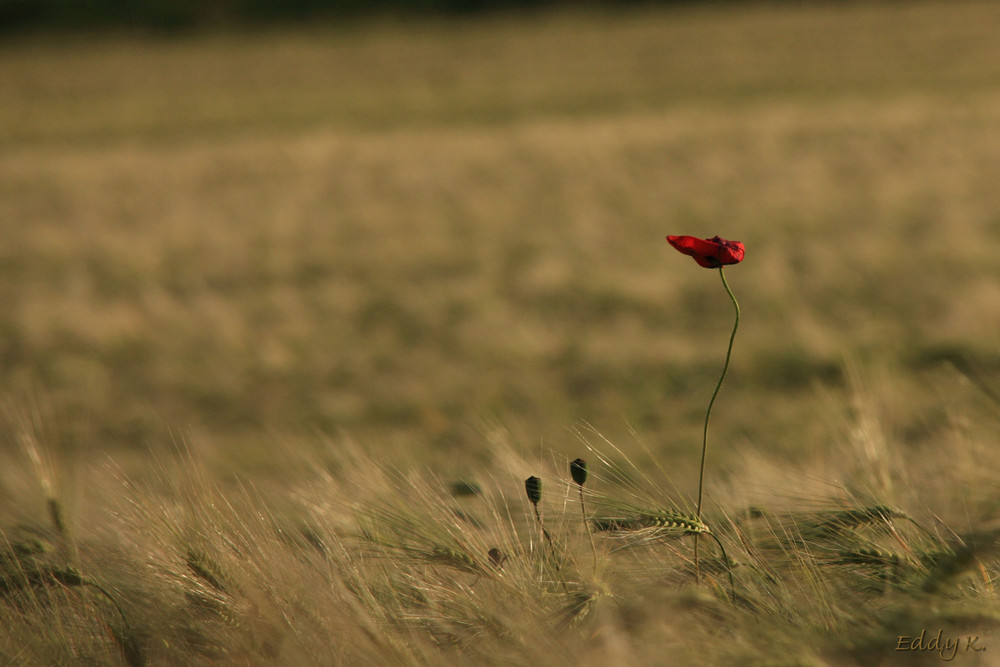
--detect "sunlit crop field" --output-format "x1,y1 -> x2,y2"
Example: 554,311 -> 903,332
3,2 -> 1000,664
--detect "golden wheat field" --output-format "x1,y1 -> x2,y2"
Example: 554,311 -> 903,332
3,1 -> 1000,664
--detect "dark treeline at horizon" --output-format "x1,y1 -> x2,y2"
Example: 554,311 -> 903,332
0,0 -> 803,33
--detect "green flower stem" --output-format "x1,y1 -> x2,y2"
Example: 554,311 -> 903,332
694,266 -> 740,582
696,266 -> 741,518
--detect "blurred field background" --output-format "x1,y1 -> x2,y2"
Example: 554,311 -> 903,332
4,0 -> 1000,475
3,1 -> 1000,663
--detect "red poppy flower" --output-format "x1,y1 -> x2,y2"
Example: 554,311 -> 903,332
667,235 -> 745,268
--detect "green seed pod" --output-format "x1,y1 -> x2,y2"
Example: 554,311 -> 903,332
570,458 -> 588,486
524,476 -> 542,505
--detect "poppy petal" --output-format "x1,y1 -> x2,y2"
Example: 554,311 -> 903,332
667,235 -> 744,268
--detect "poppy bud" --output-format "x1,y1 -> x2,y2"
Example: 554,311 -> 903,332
488,547 -> 506,568
570,458 -> 588,486
524,476 -> 542,506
